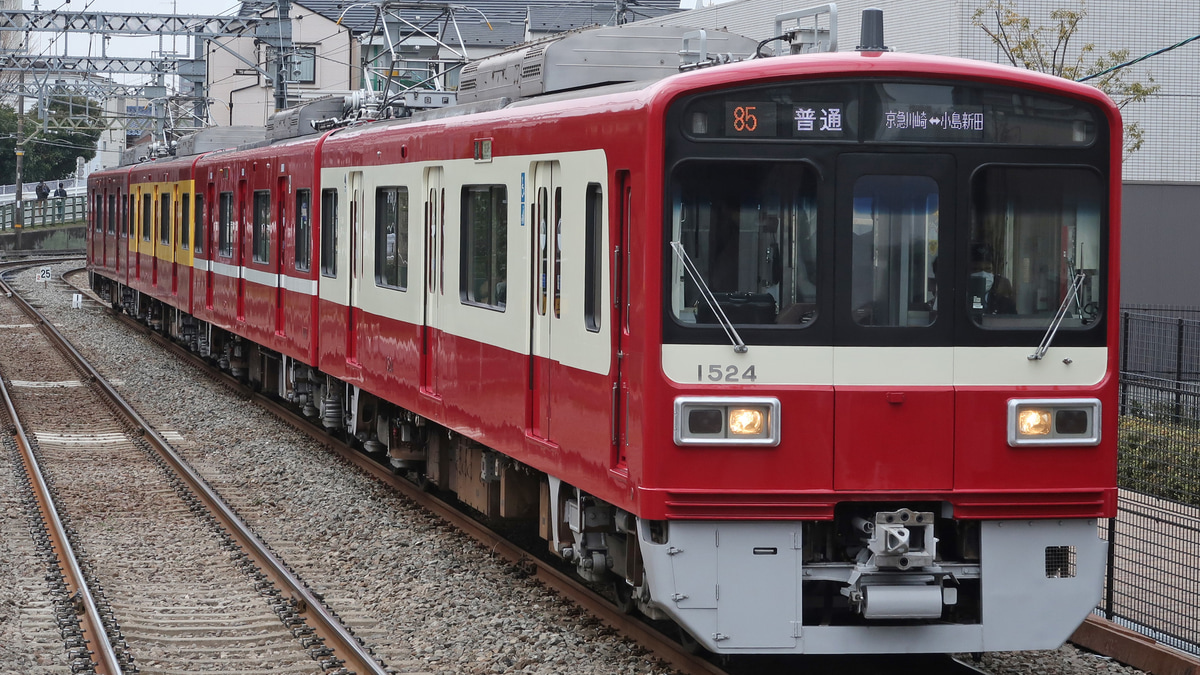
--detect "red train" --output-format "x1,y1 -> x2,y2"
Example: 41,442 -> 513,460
88,19 -> 1120,655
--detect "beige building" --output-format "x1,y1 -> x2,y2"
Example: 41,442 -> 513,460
204,1 -> 359,128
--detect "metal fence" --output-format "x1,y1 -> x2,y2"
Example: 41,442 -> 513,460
0,196 -> 88,229
1104,308 -> 1200,656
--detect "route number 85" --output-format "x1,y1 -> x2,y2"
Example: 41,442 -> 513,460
732,106 -> 758,132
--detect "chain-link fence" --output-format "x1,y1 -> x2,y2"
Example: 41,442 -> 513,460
1104,308 -> 1200,656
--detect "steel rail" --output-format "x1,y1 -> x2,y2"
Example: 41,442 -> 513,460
4,268 -> 388,675
0,278 -> 123,674
110,307 -> 731,675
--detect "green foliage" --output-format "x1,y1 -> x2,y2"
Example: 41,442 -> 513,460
971,0 -> 1161,154
1118,414 -> 1200,508
0,95 -> 104,185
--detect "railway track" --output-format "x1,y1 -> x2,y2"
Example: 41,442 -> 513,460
0,261 -> 385,674
3,261 -> 983,675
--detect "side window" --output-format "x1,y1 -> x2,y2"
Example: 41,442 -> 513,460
159,194 -> 171,245
375,187 -> 408,290
141,194 -> 152,242
252,190 -> 271,264
124,194 -> 132,237
180,194 -> 191,250
320,188 -> 338,276
295,189 -> 311,271
194,193 -> 205,254
460,185 -> 507,310
107,194 -> 117,235
584,183 -> 603,332
218,192 -> 234,257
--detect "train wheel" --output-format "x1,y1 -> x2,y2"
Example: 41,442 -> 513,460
612,581 -> 636,615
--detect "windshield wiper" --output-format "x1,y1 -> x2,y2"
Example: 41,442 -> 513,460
670,241 -> 747,353
1029,271 -> 1087,361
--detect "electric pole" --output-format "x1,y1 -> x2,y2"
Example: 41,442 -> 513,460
14,72 -> 23,229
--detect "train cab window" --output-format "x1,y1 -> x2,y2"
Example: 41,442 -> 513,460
159,196 -> 171,245
194,194 -> 205,254
107,195 -> 117,235
670,162 -> 818,327
218,192 -> 234,257
320,188 -> 338,276
142,194 -> 152,242
584,183 -> 603,332
460,185 -> 507,310
968,167 -> 1103,330
295,189 -> 311,271
180,194 -> 191,250
375,187 -> 408,290
850,176 -> 939,327
252,190 -> 271,264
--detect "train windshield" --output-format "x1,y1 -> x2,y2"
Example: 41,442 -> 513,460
669,161 -> 819,327
968,167 -> 1103,330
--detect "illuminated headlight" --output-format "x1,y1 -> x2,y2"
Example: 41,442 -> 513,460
675,397 -> 780,446
1007,399 -> 1101,446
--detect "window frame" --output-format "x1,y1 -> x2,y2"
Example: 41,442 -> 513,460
459,184 -> 508,311
295,189 -> 311,271
218,191 -> 235,258
374,186 -> 409,291
320,188 -> 338,277
252,189 -> 271,264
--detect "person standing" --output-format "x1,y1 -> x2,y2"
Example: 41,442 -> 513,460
35,180 -> 50,225
53,183 -> 67,224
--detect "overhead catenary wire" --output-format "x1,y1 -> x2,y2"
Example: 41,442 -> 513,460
1077,31 -> 1200,82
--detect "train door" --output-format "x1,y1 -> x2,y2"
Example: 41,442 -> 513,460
612,170 -> 632,469
152,186 -> 161,287
276,176 -> 288,336
237,179 -> 247,322
206,183 -> 216,309
421,167 -> 444,396
832,154 -> 955,491
171,185 -> 180,296
347,171 -> 363,363
529,161 -> 560,440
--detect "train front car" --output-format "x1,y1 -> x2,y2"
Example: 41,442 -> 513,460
633,51 -> 1120,654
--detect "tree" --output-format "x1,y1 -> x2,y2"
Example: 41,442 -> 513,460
0,94 -> 104,185
972,0 -> 1160,154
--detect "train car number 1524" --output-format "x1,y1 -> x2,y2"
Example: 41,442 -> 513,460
698,364 -> 758,383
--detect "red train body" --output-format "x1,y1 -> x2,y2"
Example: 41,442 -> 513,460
89,37 -> 1120,655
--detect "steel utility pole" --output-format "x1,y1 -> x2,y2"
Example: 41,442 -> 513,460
14,72 -> 23,229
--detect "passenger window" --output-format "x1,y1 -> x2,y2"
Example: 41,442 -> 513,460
584,183 -> 602,332
460,185 -> 507,310
142,194 -> 152,242
320,188 -> 338,276
180,194 -> 190,249
107,195 -> 117,235
218,192 -> 234,257
850,175 -> 939,327
295,189 -> 311,271
159,195 -> 171,245
375,187 -> 408,290
194,194 -> 205,254
252,190 -> 270,264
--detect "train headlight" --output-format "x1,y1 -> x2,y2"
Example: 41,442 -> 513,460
1007,399 -> 1101,447
674,397 -> 779,446
728,408 -> 765,435
1017,409 -> 1052,436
